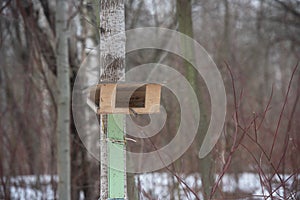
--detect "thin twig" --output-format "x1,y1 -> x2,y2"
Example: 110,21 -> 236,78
253,112 -> 258,142
257,85 -> 274,130
269,62 -> 299,158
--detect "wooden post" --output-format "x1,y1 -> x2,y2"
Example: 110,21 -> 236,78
88,82 -> 162,199
96,2 -> 161,194
108,114 -> 125,199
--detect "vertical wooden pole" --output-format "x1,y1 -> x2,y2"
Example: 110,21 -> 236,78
108,114 -> 125,199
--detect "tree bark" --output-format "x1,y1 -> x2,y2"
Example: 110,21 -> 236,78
55,0 -> 71,199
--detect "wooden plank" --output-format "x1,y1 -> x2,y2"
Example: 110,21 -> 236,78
108,114 -> 125,199
99,84 -> 116,113
145,84 -> 161,112
87,83 -> 161,114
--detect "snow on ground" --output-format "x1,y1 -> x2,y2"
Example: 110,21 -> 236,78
0,173 -> 298,199
137,173 -> 298,200
1,175 -> 59,200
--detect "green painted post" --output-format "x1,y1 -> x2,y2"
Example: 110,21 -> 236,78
107,114 -> 125,199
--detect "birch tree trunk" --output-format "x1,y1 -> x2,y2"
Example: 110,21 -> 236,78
99,0 -> 126,199
56,0 -> 71,199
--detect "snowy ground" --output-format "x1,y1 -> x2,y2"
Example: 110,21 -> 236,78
0,175 -> 58,200
0,173 -> 298,199
137,173 -> 298,200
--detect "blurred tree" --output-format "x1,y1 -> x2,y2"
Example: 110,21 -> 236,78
176,0 -> 214,198
55,0 -> 71,199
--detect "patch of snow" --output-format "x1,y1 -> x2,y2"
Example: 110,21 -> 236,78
1,173 -> 298,199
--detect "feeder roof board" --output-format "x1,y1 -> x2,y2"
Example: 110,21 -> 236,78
87,83 -> 161,114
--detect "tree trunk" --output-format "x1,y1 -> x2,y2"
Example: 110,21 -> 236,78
99,0 -> 126,199
176,0 -> 214,199
55,0 -> 71,199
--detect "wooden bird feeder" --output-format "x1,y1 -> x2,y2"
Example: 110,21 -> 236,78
87,83 -> 161,114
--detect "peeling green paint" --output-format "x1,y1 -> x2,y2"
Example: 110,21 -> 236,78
108,114 -> 125,199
